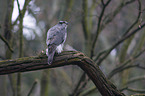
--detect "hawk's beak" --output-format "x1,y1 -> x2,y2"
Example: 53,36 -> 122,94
66,22 -> 68,25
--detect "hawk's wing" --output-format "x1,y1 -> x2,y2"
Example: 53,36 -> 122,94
46,25 -> 66,64
46,25 -> 66,46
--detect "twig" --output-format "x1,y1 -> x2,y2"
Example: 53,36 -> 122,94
109,64 -> 141,79
96,22 -> 145,65
125,0 -> 136,5
70,73 -> 86,96
108,48 -> 145,79
123,0 -> 141,36
102,0 -> 136,30
8,75 -> 16,96
0,34 -> 14,52
101,0 -> 104,6
127,76 -> 145,84
16,0 -> 22,18
120,87 -> 145,93
91,0 -> 111,58
131,94 -> 145,96
82,0 -> 89,39
79,86 -> 97,96
94,0 -> 138,62
27,80 -> 38,96
137,65 -> 145,70
93,50 -> 107,62
13,0 -> 31,26
12,17 -> 19,25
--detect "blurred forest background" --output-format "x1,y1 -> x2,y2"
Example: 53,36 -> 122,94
0,0 -> 145,96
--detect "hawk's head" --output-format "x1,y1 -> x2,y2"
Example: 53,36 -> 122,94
59,21 -> 68,25
58,21 -> 68,29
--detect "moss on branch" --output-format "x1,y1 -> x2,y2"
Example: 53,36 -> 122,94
0,51 -> 124,96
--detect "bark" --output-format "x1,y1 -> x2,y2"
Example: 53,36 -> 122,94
0,51 -> 124,96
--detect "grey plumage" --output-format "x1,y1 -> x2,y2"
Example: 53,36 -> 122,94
46,21 -> 68,64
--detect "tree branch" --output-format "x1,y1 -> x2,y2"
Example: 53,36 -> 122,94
108,48 -> 145,79
27,80 -> 37,96
120,87 -> 145,93
91,0 -> 111,58
102,0 -> 136,31
96,22 -> 145,65
123,0 -> 141,36
0,51 -> 124,96
82,0 -> 89,40
0,34 -> 14,52
70,72 -> 86,96
127,76 -> 145,84
93,0 -> 140,63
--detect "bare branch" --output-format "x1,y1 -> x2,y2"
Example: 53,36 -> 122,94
0,34 -> 14,52
70,73 -> 86,96
120,87 -> 145,93
108,64 -> 140,79
102,0 -> 137,30
12,0 -> 31,25
16,0 -> 22,18
91,0 -> 111,58
123,0 -> 141,36
94,0 -> 142,64
82,0 -> 89,39
137,65 -> 145,70
127,76 -> 145,84
27,80 -> 38,96
96,22 -> 145,65
79,86 -> 97,96
108,48 -> 145,79
101,0 -> 104,6
125,0 -> 136,5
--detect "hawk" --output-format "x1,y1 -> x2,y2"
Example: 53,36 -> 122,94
46,21 -> 68,64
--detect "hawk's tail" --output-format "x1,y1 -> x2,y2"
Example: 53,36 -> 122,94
47,45 -> 56,65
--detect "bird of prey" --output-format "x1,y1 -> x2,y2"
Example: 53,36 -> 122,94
46,21 -> 68,64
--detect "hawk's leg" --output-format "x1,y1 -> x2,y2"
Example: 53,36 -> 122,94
46,48 -> 48,56
56,44 -> 63,54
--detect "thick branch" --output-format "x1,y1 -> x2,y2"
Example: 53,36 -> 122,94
0,51 -> 124,96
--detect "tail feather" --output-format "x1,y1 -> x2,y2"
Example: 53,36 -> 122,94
47,45 -> 56,65
48,52 -> 55,64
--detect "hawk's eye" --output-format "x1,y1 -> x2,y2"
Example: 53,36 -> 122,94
59,21 -> 68,25
59,21 -> 63,24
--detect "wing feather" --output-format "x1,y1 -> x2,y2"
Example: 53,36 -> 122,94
46,23 -> 67,65
46,26 -> 66,46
